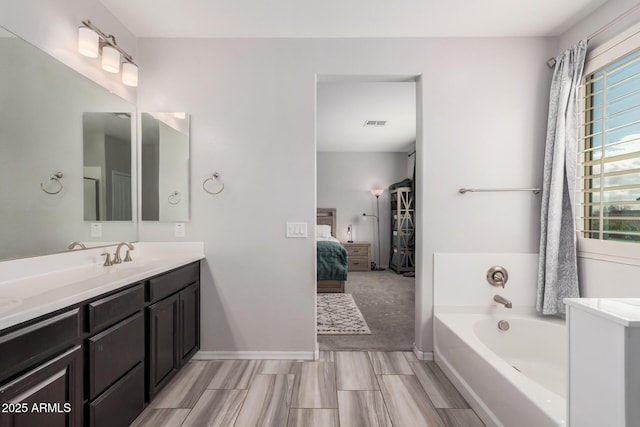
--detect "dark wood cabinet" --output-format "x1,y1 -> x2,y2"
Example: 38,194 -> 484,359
87,312 -> 144,399
147,293 -> 179,399
0,260 -> 200,427
0,310 -> 80,381
87,363 -> 144,427
147,262 -> 200,399
179,282 -> 200,364
0,346 -> 83,427
87,285 -> 144,333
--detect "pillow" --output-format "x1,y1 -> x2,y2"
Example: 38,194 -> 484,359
316,225 -> 332,239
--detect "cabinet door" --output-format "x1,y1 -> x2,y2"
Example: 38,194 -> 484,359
0,346 -> 82,427
147,294 -> 179,399
179,283 -> 200,364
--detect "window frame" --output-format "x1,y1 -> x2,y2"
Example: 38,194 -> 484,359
577,21 -> 640,265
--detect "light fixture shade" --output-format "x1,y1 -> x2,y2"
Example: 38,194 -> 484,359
371,188 -> 384,197
101,46 -> 120,73
122,62 -> 138,87
78,27 -> 99,58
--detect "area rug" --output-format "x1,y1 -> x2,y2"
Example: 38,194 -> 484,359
317,293 -> 371,335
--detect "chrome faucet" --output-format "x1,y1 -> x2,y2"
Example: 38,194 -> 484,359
67,241 -> 86,250
113,242 -> 134,264
101,252 -> 113,267
493,294 -> 512,309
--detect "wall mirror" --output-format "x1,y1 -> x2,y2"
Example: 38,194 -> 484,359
141,112 -> 190,221
83,112 -> 133,221
0,25 -> 137,262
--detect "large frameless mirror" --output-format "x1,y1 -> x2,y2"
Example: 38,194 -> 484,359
141,112 -> 190,222
0,25 -> 137,261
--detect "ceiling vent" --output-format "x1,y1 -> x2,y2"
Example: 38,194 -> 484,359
363,120 -> 387,127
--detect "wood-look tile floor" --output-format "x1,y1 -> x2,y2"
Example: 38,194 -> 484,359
131,351 -> 485,427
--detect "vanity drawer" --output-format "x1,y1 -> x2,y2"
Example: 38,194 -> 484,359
0,309 -> 80,380
148,262 -> 199,303
88,362 -> 145,427
88,312 -> 144,399
87,284 -> 144,333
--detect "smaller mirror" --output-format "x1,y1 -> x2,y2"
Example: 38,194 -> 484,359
83,112 -> 133,221
141,112 -> 190,221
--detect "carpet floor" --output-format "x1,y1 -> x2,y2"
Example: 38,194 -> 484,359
318,269 -> 415,351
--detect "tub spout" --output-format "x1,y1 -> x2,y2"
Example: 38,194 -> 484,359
494,294 -> 512,309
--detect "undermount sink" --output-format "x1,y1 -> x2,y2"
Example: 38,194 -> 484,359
0,264 -> 108,300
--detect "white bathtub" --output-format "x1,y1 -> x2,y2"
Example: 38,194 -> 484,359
434,312 -> 567,427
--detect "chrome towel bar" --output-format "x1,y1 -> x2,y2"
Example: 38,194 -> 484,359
459,187 -> 541,194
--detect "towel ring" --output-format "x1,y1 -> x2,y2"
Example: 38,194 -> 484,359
41,172 -> 64,195
203,172 -> 224,195
168,191 -> 181,205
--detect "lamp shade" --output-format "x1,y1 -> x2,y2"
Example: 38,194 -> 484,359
78,27 -> 99,58
101,46 -> 120,73
122,62 -> 138,87
371,188 -> 384,197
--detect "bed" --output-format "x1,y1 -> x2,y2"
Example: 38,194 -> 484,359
317,208 -> 348,293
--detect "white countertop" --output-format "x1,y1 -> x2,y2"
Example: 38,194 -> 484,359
0,242 -> 204,331
564,298 -> 640,327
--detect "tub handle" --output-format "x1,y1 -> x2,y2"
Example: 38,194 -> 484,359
487,266 -> 508,287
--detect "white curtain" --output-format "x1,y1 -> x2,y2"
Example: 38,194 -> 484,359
537,40 -> 588,316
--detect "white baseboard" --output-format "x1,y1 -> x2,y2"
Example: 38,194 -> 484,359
193,350 -> 315,360
413,343 -> 434,361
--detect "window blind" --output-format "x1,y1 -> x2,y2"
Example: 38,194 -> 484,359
579,48 -> 640,242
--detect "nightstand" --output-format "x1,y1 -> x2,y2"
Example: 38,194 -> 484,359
342,241 -> 371,271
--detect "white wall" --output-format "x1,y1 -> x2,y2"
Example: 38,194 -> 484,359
559,1 -> 640,298
137,37 -> 557,354
434,253 -> 538,312
317,152 -> 410,268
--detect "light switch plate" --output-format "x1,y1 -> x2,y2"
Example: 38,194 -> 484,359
91,223 -> 102,238
175,223 -> 186,238
286,222 -> 308,238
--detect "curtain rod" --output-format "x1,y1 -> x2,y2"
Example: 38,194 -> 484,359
408,150 -> 416,157
546,3 -> 640,68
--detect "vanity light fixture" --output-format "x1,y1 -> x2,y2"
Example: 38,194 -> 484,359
101,45 -> 120,73
78,27 -> 99,58
78,20 -> 138,87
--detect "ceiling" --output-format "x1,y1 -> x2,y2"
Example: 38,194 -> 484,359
97,0 -> 609,152
317,81 -> 416,152
99,0 -> 609,38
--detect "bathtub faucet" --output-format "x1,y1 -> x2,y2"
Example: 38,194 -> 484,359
493,294 -> 512,309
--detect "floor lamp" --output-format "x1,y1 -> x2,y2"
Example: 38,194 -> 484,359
363,188 -> 385,271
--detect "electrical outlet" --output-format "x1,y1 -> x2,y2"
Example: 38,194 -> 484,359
174,223 -> 186,238
91,223 -> 102,238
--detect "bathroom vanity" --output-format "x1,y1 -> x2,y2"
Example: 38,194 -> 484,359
0,243 -> 203,427
565,298 -> 640,427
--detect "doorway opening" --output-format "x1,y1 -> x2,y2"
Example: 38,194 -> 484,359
315,75 -> 419,352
